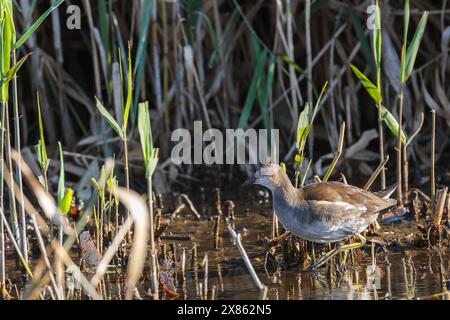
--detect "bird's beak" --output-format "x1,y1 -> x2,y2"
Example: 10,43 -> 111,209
242,175 -> 257,187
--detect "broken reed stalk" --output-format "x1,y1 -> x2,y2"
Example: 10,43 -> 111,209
214,214 -> 221,250
403,112 -> 425,202
191,243 -> 199,297
227,221 -> 267,299
180,194 -> 201,219
214,188 -> 222,215
364,155 -> 389,190
322,122 -> 345,182
202,253 -> 208,300
434,187 -> 447,244
401,144 -> 408,203
181,248 -> 186,279
431,110 -> 436,206
225,200 -> 236,229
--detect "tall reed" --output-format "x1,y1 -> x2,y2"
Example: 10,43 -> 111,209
138,101 -> 159,300
397,0 -> 428,205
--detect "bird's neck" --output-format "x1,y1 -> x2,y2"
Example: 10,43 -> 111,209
271,177 -> 300,207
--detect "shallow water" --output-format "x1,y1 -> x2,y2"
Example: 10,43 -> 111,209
3,188 -> 450,300
162,189 -> 450,300
169,218 -> 450,300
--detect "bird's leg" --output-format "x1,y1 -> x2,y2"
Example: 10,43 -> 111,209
304,234 -> 366,272
266,231 -> 292,248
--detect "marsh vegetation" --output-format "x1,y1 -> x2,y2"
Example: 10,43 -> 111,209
0,0 -> 449,300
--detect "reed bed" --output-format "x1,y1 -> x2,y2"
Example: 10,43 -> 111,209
0,0 -> 449,300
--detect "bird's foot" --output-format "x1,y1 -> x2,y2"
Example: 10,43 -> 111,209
304,247 -> 338,271
303,235 -> 367,272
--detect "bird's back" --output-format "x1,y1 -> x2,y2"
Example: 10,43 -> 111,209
299,181 -> 396,216
273,181 -> 396,243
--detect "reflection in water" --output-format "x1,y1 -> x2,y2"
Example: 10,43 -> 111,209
168,203 -> 450,300
4,192 -> 449,300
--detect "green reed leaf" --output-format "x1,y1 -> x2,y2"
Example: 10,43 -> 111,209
95,97 -> 124,140
237,46 -> 267,128
373,0 -> 382,71
122,43 -> 133,133
35,92 -> 49,173
350,65 -> 382,103
138,101 -> 153,166
15,0 -> 64,49
1,0 -> 15,102
4,52 -> 31,83
57,157 -> 74,215
133,0 -> 153,107
403,0 -> 410,45
380,105 -> 407,144
138,101 -> 159,177
405,11 -> 429,80
59,187 -> 73,215
296,102 -> 310,150
57,142 -> 66,211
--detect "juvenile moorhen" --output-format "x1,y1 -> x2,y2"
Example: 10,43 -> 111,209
243,163 -> 397,271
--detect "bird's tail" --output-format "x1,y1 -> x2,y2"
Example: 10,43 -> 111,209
373,184 -> 398,199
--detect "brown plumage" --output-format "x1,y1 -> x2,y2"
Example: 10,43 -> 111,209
299,182 -> 396,218
243,164 -> 396,243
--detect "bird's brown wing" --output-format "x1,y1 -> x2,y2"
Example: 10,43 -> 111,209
300,181 -> 395,216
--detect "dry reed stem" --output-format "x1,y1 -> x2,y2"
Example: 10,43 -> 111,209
90,216 -> 133,288
434,187 -> 448,229
7,151 -> 101,299
364,156 -> 390,190
227,221 -> 266,297
431,110 -> 436,206
114,187 -> 149,300
2,162 -> 61,298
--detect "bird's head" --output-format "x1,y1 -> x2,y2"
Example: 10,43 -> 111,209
242,163 -> 288,191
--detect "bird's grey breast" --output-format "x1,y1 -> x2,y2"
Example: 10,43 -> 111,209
273,195 -> 370,243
